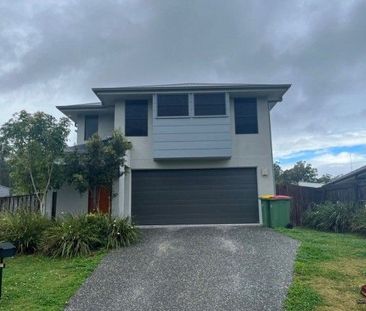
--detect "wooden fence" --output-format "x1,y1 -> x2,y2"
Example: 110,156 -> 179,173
322,181 -> 366,205
0,194 -> 40,213
277,176 -> 366,225
276,184 -> 322,225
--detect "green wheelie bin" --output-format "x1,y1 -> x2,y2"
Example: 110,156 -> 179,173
260,195 -> 291,228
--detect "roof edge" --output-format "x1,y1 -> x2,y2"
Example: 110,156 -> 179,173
92,83 -> 291,94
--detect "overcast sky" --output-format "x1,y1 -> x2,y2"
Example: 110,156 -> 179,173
1,0 -> 365,177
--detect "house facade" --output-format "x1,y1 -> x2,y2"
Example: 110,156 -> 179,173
48,83 -> 290,225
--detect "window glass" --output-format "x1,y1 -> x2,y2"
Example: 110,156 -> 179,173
234,98 -> 258,134
125,100 -> 148,136
194,93 -> 226,116
157,94 -> 189,116
84,115 -> 98,140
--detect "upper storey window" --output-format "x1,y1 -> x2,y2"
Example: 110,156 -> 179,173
125,100 -> 148,136
157,94 -> 189,117
194,93 -> 226,116
84,115 -> 98,140
234,98 -> 258,134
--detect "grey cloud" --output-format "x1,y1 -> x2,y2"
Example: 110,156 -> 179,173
0,0 -> 365,167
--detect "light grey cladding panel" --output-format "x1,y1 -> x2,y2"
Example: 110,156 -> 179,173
153,116 -> 232,159
154,140 -> 232,150
154,148 -> 231,159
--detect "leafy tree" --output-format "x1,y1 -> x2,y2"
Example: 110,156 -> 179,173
273,162 -> 283,184
275,161 -> 332,184
0,156 -> 10,187
0,110 -> 70,211
65,131 -> 131,212
282,161 -> 318,184
316,173 -> 332,184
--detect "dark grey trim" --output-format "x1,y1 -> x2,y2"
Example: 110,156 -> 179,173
93,83 -> 291,95
57,103 -> 102,110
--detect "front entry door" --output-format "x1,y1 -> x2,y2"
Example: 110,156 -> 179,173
88,187 -> 111,214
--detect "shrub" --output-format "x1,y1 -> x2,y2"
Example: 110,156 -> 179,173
351,207 -> 366,234
106,218 -> 139,249
0,209 -> 52,254
303,201 -> 357,233
84,213 -> 110,248
41,214 -> 139,258
41,214 -> 101,258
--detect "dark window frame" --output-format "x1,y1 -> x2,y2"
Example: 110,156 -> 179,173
234,98 -> 258,134
157,94 -> 189,117
84,115 -> 98,140
194,93 -> 226,116
125,100 -> 148,137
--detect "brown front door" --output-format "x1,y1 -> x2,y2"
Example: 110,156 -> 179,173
88,187 -> 111,214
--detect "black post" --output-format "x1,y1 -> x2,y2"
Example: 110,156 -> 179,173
0,257 -> 3,299
51,191 -> 57,219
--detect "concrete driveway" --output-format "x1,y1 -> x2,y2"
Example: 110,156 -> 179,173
65,226 -> 298,311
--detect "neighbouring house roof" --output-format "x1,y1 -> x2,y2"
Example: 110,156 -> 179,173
325,165 -> 366,186
65,137 -> 112,153
57,83 -> 291,121
0,185 -> 10,197
66,144 -> 88,153
297,181 -> 324,188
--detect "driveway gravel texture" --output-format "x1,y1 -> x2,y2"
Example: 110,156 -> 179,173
65,226 -> 299,311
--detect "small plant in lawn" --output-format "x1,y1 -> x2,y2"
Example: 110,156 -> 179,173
42,214 -> 101,258
106,217 -> 139,249
303,201 -> 357,233
0,208 -> 52,254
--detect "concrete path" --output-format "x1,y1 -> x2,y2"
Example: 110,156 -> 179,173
65,226 -> 298,311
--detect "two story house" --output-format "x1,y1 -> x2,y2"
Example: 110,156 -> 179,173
47,83 -> 290,225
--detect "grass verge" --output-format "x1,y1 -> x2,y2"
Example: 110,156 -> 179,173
277,228 -> 366,311
0,252 -> 105,311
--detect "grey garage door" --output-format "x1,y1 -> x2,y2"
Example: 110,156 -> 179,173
131,168 -> 259,225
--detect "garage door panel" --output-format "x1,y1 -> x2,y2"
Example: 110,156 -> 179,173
132,168 -> 259,225
133,197 -> 257,208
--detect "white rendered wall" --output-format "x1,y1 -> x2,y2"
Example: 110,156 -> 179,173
50,184 -> 88,217
64,96 -> 275,222
113,96 -> 275,223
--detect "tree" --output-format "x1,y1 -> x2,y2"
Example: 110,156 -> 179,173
273,162 -> 283,184
0,156 -> 10,187
282,161 -> 318,184
316,173 -> 332,183
64,131 -> 131,213
274,161 -> 332,184
0,110 -> 70,211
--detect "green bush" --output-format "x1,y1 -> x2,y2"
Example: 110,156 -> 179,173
84,213 -> 110,248
303,201 -> 357,233
0,208 -> 139,258
41,214 -> 101,258
41,214 -> 139,258
0,209 -> 52,254
351,207 -> 366,234
106,217 -> 139,249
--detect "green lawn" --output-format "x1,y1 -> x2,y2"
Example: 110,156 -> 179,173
278,228 -> 366,311
0,252 -> 106,311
